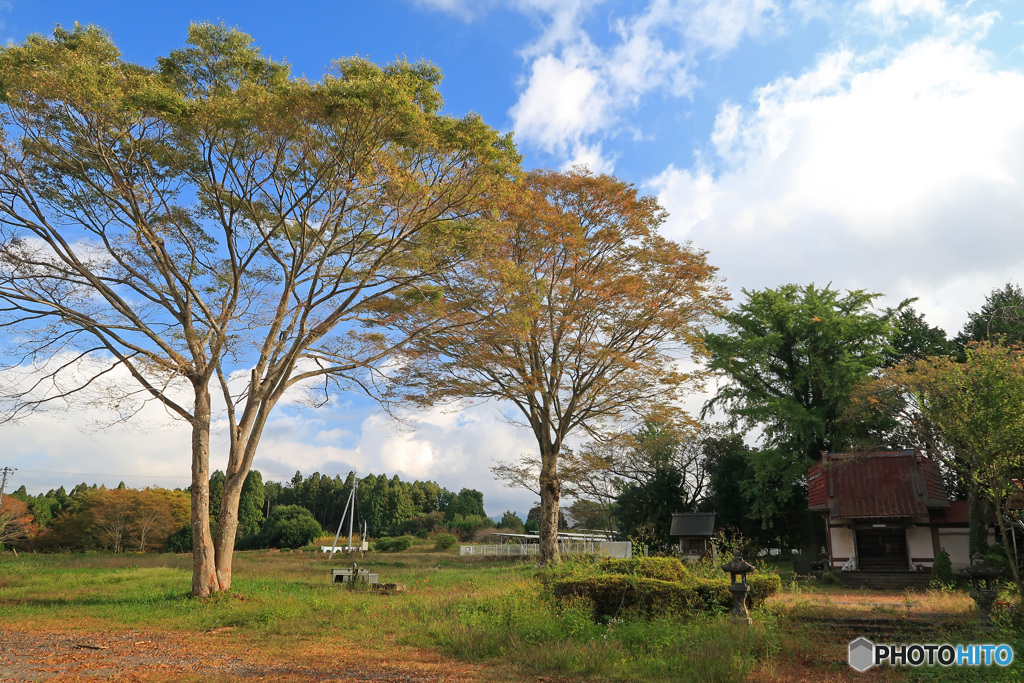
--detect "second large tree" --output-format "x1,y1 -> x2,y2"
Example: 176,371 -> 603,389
395,169 -> 726,565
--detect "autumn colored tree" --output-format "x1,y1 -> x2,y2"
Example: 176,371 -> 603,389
0,496 -> 36,547
132,488 -> 185,551
394,169 -> 726,565
0,24 -> 517,595
90,488 -> 136,553
853,342 -> 1024,594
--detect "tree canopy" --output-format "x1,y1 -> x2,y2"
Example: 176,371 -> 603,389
0,23 -> 518,595
394,168 -> 726,564
702,284 -> 896,525
956,282 -> 1024,347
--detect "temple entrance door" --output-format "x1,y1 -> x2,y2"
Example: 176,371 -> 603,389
856,528 -> 908,571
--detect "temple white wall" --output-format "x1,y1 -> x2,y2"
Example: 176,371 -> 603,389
907,526 -> 935,567
829,526 -> 856,567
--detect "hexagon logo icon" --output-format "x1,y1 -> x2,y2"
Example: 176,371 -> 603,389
848,637 -> 875,672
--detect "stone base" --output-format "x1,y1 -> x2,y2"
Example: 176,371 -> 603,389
730,615 -> 752,625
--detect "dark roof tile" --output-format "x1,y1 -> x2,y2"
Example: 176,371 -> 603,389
807,450 -> 950,518
669,512 -> 716,537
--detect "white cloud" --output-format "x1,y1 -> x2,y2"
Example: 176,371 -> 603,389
509,49 -> 611,156
2,354 -> 540,515
650,35 -> 1024,334
858,0 -> 948,24
683,0 -> 782,53
855,0 -> 999,38
506,0 -> 782,169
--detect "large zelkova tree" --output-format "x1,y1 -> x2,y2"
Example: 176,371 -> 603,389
0,25 -> 517,595
392,168 -> 727,565
701,284 -> 897,527
852,343 -> 1024,595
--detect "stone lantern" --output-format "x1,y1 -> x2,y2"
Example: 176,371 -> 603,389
961,553 -> 1002,625
721,550 -> 755,625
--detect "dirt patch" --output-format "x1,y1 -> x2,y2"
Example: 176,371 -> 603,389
0,629 -> 480,682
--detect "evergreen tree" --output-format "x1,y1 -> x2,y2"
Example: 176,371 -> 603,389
236,470 -> 265,540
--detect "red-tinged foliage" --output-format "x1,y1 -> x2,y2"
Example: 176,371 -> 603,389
0,496 -> 36,546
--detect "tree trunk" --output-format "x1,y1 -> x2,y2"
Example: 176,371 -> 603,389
968,487 -> 988,558
190,388 -> 218,597
537,447 -> 561,567
214,465 -> 246,591
990,478 -> 1024,597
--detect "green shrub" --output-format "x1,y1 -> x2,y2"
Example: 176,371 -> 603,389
257,505 -> 322,549
449,514 -> 493,541
163,526 -> 191,553
553,576 -> 719,619
434,533 -> 458,550
535,557 -> 602,587
986,543 -> 1010,574
597,557 -> 687,582
747,573 -> 782,607
817,571 -> 839,586
930,550 -> 955,589
375,535 -> 413,552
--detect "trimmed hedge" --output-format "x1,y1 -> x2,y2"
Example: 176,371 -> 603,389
552,573 -> 781,620
597,557 -> 688,582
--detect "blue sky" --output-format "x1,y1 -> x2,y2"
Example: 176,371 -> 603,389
4,0 -> 1024,518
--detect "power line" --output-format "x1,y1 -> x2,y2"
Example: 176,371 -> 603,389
14,468 -> 191,481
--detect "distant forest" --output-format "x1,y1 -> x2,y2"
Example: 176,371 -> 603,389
1,470 -> 515,553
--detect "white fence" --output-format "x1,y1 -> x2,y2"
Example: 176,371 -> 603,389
460,540 -> 631,558
461,544 -> 539,556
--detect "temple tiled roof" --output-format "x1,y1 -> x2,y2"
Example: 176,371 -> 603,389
808,450 -> 950,518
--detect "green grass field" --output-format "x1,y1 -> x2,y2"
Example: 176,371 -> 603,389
1,545 -> 1021,682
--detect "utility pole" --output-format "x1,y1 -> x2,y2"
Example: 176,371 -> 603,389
0,467 -> 15,510
328,477 -> 359,561
347,478 -> 358,556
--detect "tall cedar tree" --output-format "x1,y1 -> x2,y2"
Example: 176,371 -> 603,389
392,169 -> 726,565
0,25 -> 518,595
